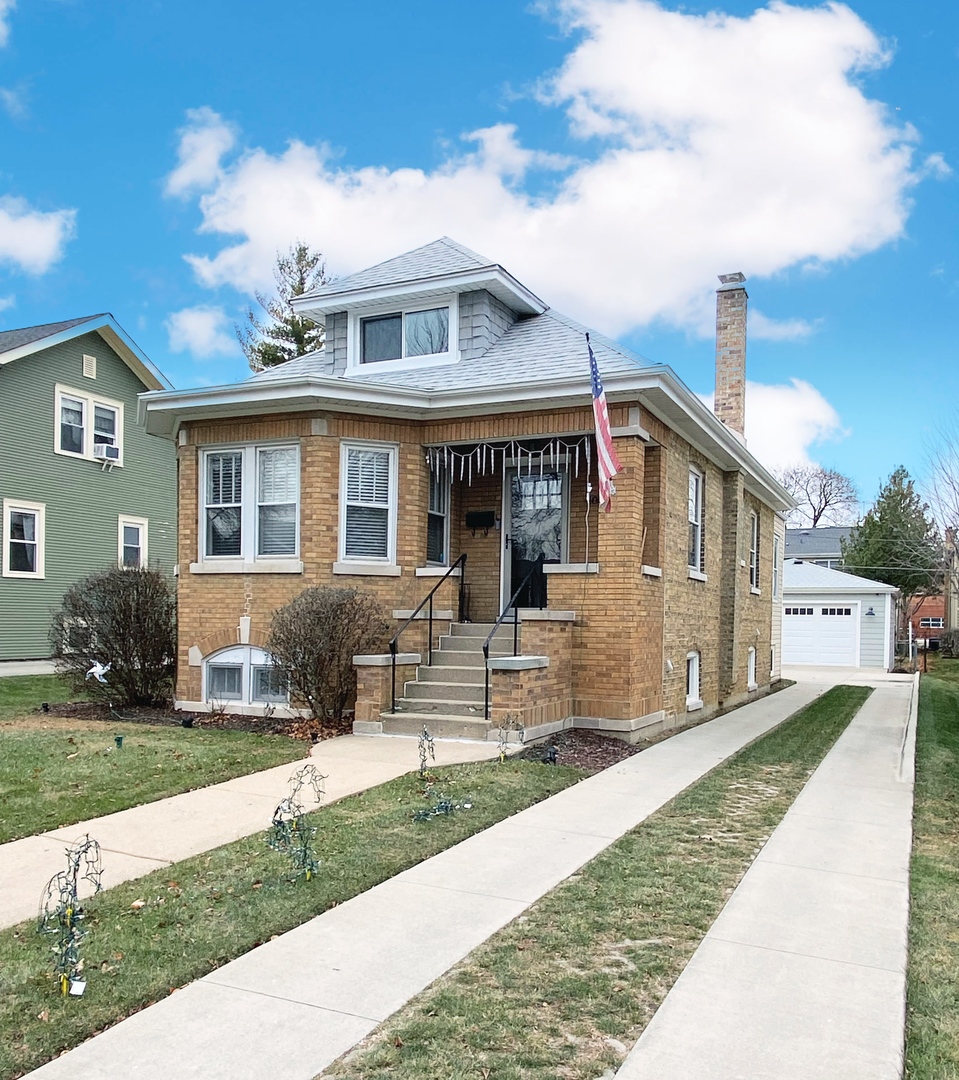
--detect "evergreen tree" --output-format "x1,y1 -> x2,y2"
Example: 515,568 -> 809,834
237,241 -> 328,371
842,467 -> 942,618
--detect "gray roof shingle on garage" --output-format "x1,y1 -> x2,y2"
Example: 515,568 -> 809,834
784,559 -> 897,592
249,309 -> 654,391
784,526 -> 852,559
300,238 -> 494,301
0,315 -> 103,357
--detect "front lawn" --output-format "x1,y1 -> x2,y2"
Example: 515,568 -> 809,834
0,683 -> 307,842
905,671 -> 959,1078
0,758 -> 585,1079
323,685 -> 871,1080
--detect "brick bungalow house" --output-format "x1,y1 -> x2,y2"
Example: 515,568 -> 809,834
141,238 -> 790,742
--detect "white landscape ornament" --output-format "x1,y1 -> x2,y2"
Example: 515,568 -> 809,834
85,661 -> 111,684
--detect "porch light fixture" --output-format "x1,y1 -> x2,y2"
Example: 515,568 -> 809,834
866,607 -> 876,616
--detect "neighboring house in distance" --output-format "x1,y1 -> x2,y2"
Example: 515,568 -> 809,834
0,316 -> 176,661
782,560 -> 897,671
908,593 -> 945,645
784,526 -> 852,569
142,238 -> 791,740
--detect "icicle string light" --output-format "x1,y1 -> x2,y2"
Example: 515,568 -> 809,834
422,436 -> 592,487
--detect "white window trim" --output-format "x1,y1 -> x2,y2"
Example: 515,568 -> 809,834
54,383 -> 124,465
346,294 -> 459,375
686,650 -> 703,711
198,443 -> 301,567
118,514 -> 149,569
338,440 -> 399,567
749,511 -> 760,590
747,646 -> 758,691
773,535 -> 781,600
2,498 -> 45,579
688,465 -> 704,574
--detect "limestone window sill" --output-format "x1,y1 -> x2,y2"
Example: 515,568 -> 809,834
687,569 -> 708,583
750,586 -> 762,596
189,560 -> 304,575
747,682 -> 759,692
641,565 -> 662,578
333,562 -> 402,577
686,698 -> 704,712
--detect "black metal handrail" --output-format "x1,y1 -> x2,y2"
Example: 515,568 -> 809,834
483,554 -> 545,721
389,553 -> 467,713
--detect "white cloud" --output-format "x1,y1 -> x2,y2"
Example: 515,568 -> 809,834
748,310 -> 817,342
165,107 -> 237,199
0,293 -> 14,313
0,85 -> 26,118
165,305 -> 237,358
0,196 -> 76,274
0,0 -> 15,49
170,0 -> 935,337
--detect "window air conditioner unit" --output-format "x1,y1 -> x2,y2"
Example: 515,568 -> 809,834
94,444 -> 120,461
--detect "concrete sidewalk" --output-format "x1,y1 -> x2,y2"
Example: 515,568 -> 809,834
25,680 -> 828,1080
617,674 -> 916,1080
0,734 -> 500,930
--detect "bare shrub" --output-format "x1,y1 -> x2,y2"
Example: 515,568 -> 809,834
267,587 -> 389,721
50,567 -> 176,706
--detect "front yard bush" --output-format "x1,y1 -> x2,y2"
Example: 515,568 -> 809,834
50,567 -> 176,707
267,586 -> 389,720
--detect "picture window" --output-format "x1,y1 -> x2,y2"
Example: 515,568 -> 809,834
361,306 -> 449,364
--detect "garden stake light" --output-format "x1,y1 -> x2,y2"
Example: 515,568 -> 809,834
418,725 -> 436,778
37,835 -> 103,997
267,763 -> 327,882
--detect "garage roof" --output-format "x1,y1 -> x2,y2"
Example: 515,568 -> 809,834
784,560 -> 897,594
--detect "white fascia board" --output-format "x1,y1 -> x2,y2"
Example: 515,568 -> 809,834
783,584 -> 899,595
0,315 -> 172,391
291,266 -> 547,319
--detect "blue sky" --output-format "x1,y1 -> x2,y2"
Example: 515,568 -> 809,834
1,0 -> 956,509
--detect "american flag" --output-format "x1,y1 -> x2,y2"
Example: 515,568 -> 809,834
587,333 -> 622,512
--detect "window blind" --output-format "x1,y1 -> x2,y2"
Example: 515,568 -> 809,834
257,448 -> 298,555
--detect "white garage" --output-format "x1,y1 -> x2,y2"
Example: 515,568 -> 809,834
782,561 -> 898,671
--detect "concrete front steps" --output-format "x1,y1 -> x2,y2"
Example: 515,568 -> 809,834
379,623 -> 517,740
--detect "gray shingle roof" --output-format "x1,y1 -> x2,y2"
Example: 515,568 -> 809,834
784,559 -> 896,593
785,526 -> 852,559
247,309 -> 653,391
0,315 -> 104,357
301,238 -> 494,300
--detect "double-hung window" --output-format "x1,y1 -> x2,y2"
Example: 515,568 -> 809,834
201,445 -> 300,563
360,306 -> 450,364
688,466 -> 705,573
55,385 -> 123,463
749,511 -> 760,590
772,535 -> 781,599
118,516 -> 148,569
2,499 -> 45,578
427,462 -> 450,564
340,442 -> 397,563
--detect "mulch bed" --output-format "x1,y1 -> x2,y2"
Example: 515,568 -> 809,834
518,728 -> 646,771
41,701 -> 351,743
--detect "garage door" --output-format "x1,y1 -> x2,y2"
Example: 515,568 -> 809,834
783,604 -> 858,666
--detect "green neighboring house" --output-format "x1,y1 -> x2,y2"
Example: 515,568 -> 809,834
0,315 -> 176,661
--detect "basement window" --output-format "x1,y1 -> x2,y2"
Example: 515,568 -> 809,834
204,646 -> 290,707
686,651 -> 702,711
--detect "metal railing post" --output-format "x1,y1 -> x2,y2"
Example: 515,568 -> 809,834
428,594 -> 434,665
390,639 -> 397,714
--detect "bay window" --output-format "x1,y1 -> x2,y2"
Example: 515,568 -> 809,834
201,444 -> 300,563
339,442 -> 397,564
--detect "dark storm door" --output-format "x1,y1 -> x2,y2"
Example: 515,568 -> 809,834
501,469 -> 566,610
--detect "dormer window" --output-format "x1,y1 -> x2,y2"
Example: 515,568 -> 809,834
361,306 -> 450,364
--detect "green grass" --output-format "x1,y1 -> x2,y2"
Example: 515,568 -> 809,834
323,685 -> 871,1080
0,711 -> 307,845
0,758 -> 585,1079
905,673 -> 959,1079
0,675 -> 81,721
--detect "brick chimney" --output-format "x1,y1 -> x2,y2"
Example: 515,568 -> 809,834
714,272 -> 747,436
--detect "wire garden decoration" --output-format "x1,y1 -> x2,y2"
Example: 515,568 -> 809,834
37,835 -> 104,997
267,764 -> 327,881
497,713 -> 526,763
418,724 -> 436,779
412,724 -> 473,822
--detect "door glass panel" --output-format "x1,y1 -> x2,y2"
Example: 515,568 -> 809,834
508,471 -> 562,608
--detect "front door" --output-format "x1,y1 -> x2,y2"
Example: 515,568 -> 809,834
501,469 -> 566,609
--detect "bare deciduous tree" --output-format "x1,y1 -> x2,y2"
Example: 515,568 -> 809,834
267,587 -> 389,722
775,464 -> 859,528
